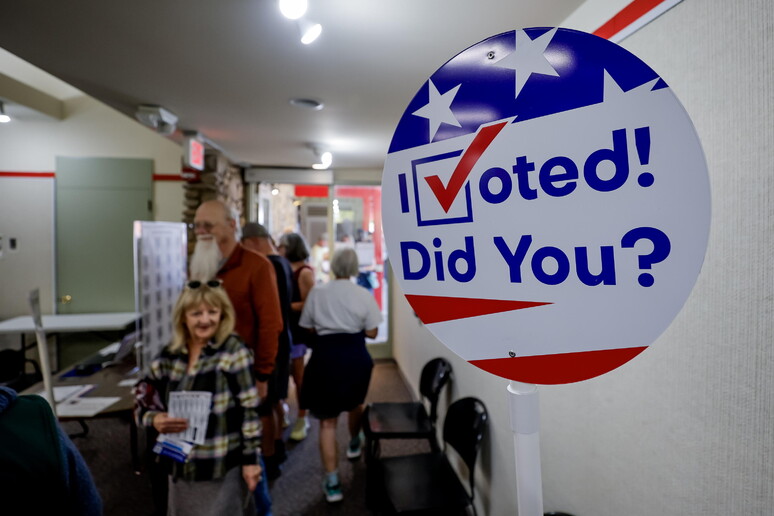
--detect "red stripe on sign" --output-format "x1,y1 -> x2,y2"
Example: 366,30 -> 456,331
0,171 -> 55,178
405,294 -> 551,324
470,346 -> 648,384
593,0 -> 667,40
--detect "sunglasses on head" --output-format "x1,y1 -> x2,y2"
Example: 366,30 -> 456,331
186,279 -> 222,289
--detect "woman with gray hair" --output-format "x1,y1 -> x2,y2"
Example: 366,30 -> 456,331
298,247 -> 383,504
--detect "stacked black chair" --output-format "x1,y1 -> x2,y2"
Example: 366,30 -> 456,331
363,357 -> 452,462
0,348 -> 42,392
374,396 -> 488,515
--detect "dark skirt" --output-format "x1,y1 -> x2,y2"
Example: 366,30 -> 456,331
300,332 -> 373,419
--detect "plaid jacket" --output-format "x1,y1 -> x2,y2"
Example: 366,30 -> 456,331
141,334 -> 260,481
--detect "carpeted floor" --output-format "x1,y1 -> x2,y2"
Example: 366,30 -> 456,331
66,359 -> 431,516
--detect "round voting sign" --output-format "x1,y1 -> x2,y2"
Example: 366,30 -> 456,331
382,28 -> 710,384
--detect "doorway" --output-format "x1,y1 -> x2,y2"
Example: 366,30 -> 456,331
55,156 -> 153,314
251,183 -> 390,353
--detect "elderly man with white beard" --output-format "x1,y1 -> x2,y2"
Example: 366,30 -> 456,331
191,200 -> 282,404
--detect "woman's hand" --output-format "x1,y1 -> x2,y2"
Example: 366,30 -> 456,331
152,412 -> 189,434
242,463 -> 262,492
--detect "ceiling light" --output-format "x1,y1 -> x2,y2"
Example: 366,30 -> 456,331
0,102 -> 11,124
279,0 -> 307,20
298,19 -> 322,45
312,151 -> 332,170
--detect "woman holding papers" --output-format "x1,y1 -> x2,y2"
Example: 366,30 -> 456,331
138,279 -> 261,515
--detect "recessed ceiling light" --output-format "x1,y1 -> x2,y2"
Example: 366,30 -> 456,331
289,98 -> 324,111
279,0 -> 307,20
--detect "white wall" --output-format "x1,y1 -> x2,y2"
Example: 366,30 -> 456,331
561,0 -> 631,32
0,74 -> 183,322
390,1 -> 774,514
0,176 -> 54,320
0,95 -> 181,174
154,179 -> 186,223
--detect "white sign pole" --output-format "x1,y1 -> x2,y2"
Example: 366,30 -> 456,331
508,381 -> 543,516
28,289 -> 56,413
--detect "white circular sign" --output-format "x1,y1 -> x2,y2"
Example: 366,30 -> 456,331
382,28 -> 710,384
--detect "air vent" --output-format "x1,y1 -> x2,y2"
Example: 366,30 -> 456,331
289,98 -> 324,111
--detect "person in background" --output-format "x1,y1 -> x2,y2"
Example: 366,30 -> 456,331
139,281 -> 261,515
0,386 -> 103,515
277,232 -> 315,441
191,201 -> 283,467
242,222 -> 293,484
298,247 -> 383,503
308,232 -> 329,282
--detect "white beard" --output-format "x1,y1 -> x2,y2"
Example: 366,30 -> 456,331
189,238 -> 223,282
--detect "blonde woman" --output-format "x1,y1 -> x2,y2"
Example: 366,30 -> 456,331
139,280 -> 262,515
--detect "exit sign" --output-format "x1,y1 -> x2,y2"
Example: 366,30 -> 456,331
185,137 -> 205,170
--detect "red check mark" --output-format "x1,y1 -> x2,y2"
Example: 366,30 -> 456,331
425,121 -> 508,213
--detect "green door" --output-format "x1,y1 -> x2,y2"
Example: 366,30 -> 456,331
55,157 -> 153,314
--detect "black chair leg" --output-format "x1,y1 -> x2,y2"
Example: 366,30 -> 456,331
365,460 -> 386,511
130,415 -> 140,474
366,436 -> 389,510
366,435 -> 381,462
68,419 -> 89,438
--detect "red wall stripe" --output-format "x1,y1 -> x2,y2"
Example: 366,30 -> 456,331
153,174 -> 185,181
0,171 -> 55,178
1,172 -> 189,181
593,0 -> 667,40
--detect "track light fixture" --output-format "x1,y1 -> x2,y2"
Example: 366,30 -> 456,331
312,150 -> 332,170
0,102 -> 11,123
298,19 -> 322,45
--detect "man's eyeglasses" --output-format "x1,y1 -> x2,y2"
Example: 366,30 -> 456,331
186,279 -> 222,289
190,221 -> 216,231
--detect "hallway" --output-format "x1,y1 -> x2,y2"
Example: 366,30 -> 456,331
67,359 -> 427,516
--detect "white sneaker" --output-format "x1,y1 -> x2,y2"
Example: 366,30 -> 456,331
322,479 -> 343,503
289,416 -> 309,441
346,432 -> 364,460
281,402 -> 290,428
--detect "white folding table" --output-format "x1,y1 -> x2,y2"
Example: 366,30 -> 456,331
0,312 -> 140,371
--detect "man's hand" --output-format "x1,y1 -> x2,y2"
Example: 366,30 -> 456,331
242,463 -> 262,492
256,380 -> 268,399
152,412 -> 189,434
